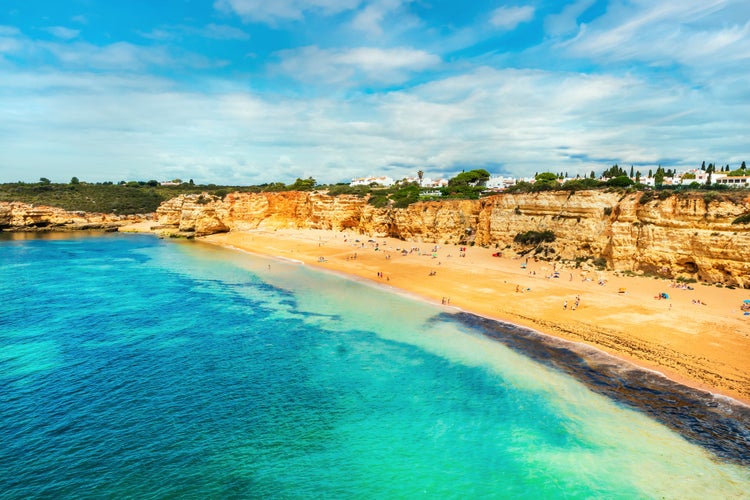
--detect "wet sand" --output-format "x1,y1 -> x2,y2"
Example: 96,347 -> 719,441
202,228 -> 750,405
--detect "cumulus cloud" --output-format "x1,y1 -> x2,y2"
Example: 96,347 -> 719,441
3,63 -> 745,185
351,0 -> 412,35
214,0 -> 361,23
272,45 -> 441,85
141,23 -> 250,41
43,26 -> 80,40
489,5 -> 535,31
201,23 -> 251,40
544,0 -> 596,37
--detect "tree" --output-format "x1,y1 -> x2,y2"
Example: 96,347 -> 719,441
189,179 -> 195,186
417,170 -> 424,185
39,177 -> 51,184
289,177 -> 317,191
448,169 -> 490,187
602,164 -> 625,179
654,167 -> 664,186
535,172 -> 558,182
635,171 -> 641,183
630,165 -> 634,178
606,175 -> 634,187
590,171 -> 595,179
70,176 -> 80,185
742,161 -> 746,170
701,161 -> 706,171
648,169 -> 653,178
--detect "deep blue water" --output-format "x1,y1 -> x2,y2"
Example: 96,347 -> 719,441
1,233 -> 748,499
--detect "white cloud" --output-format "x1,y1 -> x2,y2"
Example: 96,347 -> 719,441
44,26 -> 80,40
559,0 -> 750,78
201,23 -> 251,40
0,26 -> 21,36
40,41 -> 172,70
214,0 -> 361,23
273,45 -> 441,85
140,23 -> 250,41
489,5 -> 535,31
544,0 -> 596,37
351,0 -> 410,35
3,63 -> 746,185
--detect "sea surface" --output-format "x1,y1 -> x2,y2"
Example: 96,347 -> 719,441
1,232 -> 748,499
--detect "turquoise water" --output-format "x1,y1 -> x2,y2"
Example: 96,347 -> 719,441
1,233 -> 748,499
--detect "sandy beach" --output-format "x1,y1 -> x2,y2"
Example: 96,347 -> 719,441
200,228 -> 750,405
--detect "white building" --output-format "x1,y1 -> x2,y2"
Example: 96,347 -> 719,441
715,175 -> 750,187
350,176 -> 395,187
485,176 -> 516,190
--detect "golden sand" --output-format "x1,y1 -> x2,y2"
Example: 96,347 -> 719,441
202,228 -> 750,405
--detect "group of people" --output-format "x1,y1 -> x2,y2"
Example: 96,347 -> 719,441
563,295 -> 581,311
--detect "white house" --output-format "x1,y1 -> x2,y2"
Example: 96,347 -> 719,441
714,175 -> 750,187
350,176 -> 395,187
485,176 -> 516,190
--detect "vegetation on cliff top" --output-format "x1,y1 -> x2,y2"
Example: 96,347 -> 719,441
0,177 -> 325,214
2,165 -> 748,214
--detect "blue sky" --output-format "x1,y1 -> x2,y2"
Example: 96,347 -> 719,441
1,1 -> 748,185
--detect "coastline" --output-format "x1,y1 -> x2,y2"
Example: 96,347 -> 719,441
200,228 -> 750,406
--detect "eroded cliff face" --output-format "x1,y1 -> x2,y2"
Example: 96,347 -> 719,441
156,191 -> 750,287
0,202 -> 144,232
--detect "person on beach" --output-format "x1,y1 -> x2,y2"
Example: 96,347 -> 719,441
563,300 -> 567,310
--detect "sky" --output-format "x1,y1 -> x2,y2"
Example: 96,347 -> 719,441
1,0 -> 749,185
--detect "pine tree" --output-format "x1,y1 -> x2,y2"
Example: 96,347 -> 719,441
630,165 -> 634,177
648,169 -> 653,178
701,161 -> 706,171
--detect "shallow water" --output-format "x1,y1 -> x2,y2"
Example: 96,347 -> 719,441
1,233 -> 748,498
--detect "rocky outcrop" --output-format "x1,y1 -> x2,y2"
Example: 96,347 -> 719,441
154,193 -> 228,237
0,202 -> 145,232
157,190 -> 750,287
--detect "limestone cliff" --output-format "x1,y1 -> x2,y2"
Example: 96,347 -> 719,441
156,191 -> 750,287
0,201 -> 145,232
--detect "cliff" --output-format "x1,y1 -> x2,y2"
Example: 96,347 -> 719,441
0,201 -> 145,232
154,189 -> 749,288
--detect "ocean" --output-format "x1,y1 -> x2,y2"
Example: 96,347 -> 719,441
1,232 -> 748,499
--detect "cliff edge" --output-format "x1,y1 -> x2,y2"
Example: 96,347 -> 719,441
0,201 -> 146,232
156,190 -> 750,288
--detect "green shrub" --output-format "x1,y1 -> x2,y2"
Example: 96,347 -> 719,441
513,230 -> 556,245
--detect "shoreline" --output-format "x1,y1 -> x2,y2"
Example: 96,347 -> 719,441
200,228 -> 750,407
